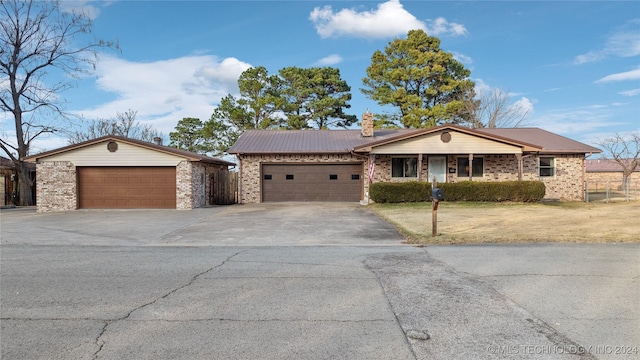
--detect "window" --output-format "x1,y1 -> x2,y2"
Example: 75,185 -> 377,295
351,174 -> 360,180
457,157 -> 484,178
264,174 -> 272,180
540,157 -> 555,177
329,174 -> 338,180
286,174 -> 294,180
392,158 -> 418,178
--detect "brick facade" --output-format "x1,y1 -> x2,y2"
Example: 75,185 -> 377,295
36,161 -> 77,212
238,153 -> 366,203
177,161 -> 226,210
239,153 -> 586,203
586,171 -> 640,190
36,161 -> 226,212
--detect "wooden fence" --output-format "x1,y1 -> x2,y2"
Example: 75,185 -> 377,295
210,170 -> 238,205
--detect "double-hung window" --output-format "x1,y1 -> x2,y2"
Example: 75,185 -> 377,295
457,157 -> 484,178
539,157 -> 555,177
391,158 -> 418,178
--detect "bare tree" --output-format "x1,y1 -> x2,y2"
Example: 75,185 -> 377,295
68,110 -> 162,144
597,132 -> 640,187
470,87 -> 531,128
0,0 -> 116,205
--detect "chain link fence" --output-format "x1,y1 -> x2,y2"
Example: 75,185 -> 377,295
585,179 -> 638,202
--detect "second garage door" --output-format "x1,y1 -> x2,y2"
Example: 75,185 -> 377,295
78,167 -> 176,209
262,164 -> 362,202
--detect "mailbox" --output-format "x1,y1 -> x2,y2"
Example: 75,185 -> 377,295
432,187 -> 444,201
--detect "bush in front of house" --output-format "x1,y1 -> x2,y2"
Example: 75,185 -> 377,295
369,181 -> 431,203
369,181 -> 545,203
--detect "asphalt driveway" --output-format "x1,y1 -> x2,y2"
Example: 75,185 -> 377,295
1,204 -> 638,359
0,203 -> 405,246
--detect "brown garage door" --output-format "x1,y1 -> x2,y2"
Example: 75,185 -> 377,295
262,164 -> 362,202
78,167 -> 176,209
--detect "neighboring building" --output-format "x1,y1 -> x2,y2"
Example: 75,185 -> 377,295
24,136 -> 234,212
1,156 -> 36,206
229,111 -> 601,203
1,156 -> 16,206
586,158 -> 639,189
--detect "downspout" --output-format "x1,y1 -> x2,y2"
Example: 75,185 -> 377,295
583,152 -> 594,202
237,155 -> 243,204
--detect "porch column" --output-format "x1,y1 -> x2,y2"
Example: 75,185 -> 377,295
468,153 -> 474,181
516,153 -> 523,181
417,153 -> 423,181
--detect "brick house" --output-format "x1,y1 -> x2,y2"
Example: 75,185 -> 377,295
24,136 -> 234,212
586,158 -> 639,190
229,111 -> 601,203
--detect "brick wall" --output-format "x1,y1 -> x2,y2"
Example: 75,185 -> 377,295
586,171 -> 640,190
36,161 -> 77,213
177,161 -> 225,210
539,154 -> 584,201
375,154 -> 585,201
238,153 -> 365,203
239,153 -> 587,203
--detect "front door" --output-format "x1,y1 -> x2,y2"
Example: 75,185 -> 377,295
428,156 -> 446,183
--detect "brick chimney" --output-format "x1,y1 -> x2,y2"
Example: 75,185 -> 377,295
361,110 -> 374,137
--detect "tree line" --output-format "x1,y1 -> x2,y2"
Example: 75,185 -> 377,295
6,0 -> 635,207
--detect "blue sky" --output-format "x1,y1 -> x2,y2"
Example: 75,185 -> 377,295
4,0 -> 640,154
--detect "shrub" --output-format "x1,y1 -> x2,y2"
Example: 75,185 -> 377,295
370,181 -> 545,203
369,181 -> 431,203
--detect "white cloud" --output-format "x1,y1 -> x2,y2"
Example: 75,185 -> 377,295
425,17 -> 468,37
59,1 -> 103,20
531,105 -> 626,136
309,1 -> 468,39
595,67 -> 640,83
309,0 -> 426,39
574,20 -> 640,64
510,97 -> 534,115
619,88 -> 640,96
76,55 -> 251,134
451,51 -> 473,65
315,54 -> 343,66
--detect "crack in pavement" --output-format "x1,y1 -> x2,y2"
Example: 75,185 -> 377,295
106,318 -> 394,323
476,273 -> 637,279
364,251 -> 599,359
91,249 -> 248,360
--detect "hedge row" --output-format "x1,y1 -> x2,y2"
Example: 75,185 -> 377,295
369,181 -> 546,203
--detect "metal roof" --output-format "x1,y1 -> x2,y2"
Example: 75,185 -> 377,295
228,129 -> 418,154
586,158 -> 639,172
475,128 -> 601,154
229,127 -> 601,155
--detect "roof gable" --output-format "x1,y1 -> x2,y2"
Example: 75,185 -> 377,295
24,136 -> 234,166
353,125 -> 541,153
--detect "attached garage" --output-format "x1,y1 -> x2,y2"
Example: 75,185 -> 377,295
77,167 -> 176,209
262,164 -> 362,202
25,136 -> 234,212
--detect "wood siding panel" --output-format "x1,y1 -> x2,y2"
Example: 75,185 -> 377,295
78,167 -> 176,209
262,164 -> 362,202
371,131 -> 522,155
43,141 -> 183,166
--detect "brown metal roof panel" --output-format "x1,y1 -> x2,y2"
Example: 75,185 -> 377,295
586,159 -> 639,172
476,128 -> 601,153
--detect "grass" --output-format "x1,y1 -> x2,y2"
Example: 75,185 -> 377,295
369,201 -> 640,245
